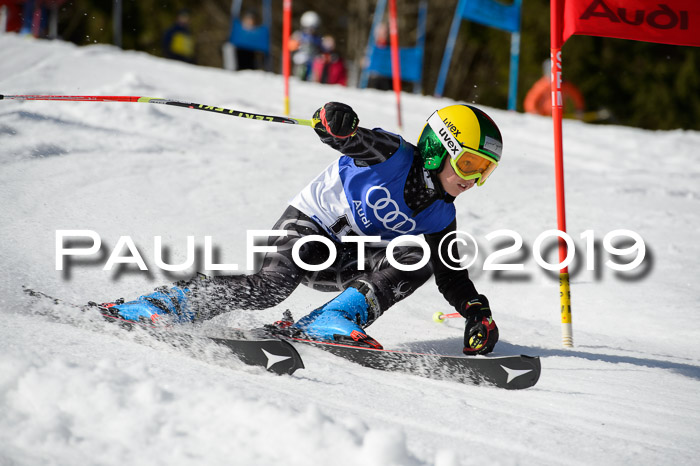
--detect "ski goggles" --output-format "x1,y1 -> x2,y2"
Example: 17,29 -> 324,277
426,111 -> 498,186
450,149 -> 498,186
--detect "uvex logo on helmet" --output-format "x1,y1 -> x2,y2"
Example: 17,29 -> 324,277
437,127 -> 461,156
427,111 -> 463,159
443,119 -> 462,138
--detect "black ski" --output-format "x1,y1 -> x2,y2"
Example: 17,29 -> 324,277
22,287 -> 304,376
278,335 -> 540,389
206,329 -> 304,376
23,287 -> 539,387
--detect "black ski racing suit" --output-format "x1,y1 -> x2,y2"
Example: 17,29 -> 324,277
189,127 -> 481,321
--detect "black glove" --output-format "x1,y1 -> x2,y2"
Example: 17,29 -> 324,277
460,294 -> 499,356
313,102 -> 359,139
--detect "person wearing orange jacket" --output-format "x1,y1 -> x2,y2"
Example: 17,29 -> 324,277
524,60 -> 585,118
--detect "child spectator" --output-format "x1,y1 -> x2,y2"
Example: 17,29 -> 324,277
311,35 -> 347,86
289,10 -> 322,81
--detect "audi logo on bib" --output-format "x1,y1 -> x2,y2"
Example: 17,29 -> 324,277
365,186 -> 416,234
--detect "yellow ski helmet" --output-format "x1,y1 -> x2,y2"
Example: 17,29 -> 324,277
417,104 -> 503,186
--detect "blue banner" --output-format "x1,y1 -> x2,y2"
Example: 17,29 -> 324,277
365,47 -> 423,83
435,0 -> 521,109
359,0 -> 427,93
230,21 -> 270,53
460,0 -> 521,33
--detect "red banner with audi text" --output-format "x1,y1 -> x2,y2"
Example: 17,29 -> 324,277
562,0 -> 700,47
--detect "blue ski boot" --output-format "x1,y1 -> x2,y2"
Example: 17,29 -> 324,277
292,281 -> 383,349
95,285 -> 196,324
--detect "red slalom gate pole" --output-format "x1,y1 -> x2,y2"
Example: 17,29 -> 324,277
551,0 -> 573,348
282,0 -> 292,116
387,0 -> 403,131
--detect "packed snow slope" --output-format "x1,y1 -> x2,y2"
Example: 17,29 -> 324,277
1,35 -> 699,466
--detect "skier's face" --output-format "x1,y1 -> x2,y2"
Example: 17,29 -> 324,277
438,162 -> 477,197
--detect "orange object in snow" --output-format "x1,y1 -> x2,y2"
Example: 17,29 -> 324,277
524,76 -> 585,117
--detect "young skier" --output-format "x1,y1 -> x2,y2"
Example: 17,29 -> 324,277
100,102 -> 503,355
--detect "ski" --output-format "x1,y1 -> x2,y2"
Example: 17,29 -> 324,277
208,330 -> 304,376
279,335 -> 540,389
22,287 -> 305,376
23,287 -> 538,387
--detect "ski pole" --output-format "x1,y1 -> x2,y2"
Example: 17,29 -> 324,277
0,94 -> 319,127
432,311 -> 463,323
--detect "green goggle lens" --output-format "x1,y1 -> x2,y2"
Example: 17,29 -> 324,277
418,128 -> 449,170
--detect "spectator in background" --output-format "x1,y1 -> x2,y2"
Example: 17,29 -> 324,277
163,8 -> 195,63
235,10 -> 261,70
366,22 -> 392,91
524,59 -> 584,118
311,35 -> 347,86
289,10 -> 322,81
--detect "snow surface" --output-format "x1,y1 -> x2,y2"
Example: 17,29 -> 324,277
1,35 -> 700,465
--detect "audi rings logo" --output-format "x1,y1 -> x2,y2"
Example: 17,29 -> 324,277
365,186 -> 416,234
